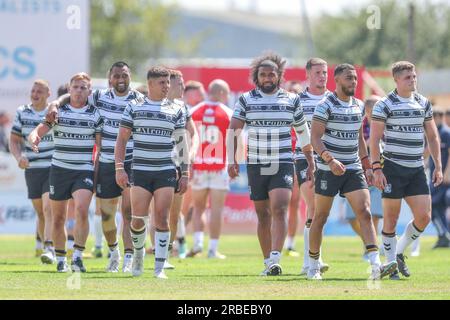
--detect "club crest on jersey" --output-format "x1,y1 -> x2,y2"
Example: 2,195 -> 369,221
384,183 -> 392,194
320,180 -> 327,190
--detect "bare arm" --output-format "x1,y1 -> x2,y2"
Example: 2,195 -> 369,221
56,94 -> 70,107
358,126 -> 373,185
93,132 -> 102,191
358,126 -> 369,159
45,94 -> 71,123
424,120 -> 443,187
115,126 -> 132,189
226,118 -> 245,178
444,147 -> 450,184
9,133 -> 28,169
310,119 -> 327,157
293,121 -> 315,182
369,120 -> 385,165
28,123 -> 51,153
369,120 -> 387,190
174,127 -> 190,194
186,118 -> 199,162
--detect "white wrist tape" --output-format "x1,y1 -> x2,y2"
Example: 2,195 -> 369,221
295,122 -> 311,149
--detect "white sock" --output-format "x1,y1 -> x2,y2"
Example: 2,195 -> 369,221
411,238 -> 420,253
193,231 -> 204,251
367,250 -> 381,268
397,221 -> 423,255
93,215 -> 103,248
130,226 -> 147,250
35,239 -> 42,250
155,231 -> 170,273
56,256 -> 66,263
67,239 -> 74,250
269,251 -> 281,265
382,232 -> 397,263
73,249 -> 83,260
264,258 -> 271,268
285,236 -> 295,250
176,216 -> 185,238
318,249 -> 324,265
303,226 -> 310,268
165,242 -> 174,259
208,239 -> 219,253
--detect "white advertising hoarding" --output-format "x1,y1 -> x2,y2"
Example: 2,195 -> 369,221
0,0 -> 90,117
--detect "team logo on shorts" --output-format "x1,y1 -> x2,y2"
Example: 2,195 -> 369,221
384,183 -> 392,194
284,174 -> 293,186
300,169 -> 307,180
83,178 -> 93,187
96,184 -> 101,194
320,180 -> 327,190
50,185 -> 55,195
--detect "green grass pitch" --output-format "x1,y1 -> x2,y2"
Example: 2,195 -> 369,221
0,235 -> 449,300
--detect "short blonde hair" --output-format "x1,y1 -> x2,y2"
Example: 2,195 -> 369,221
306,58 -> 327,71
392,61 -> 415,77
33,79 -> 50,91
70,72 -> 91,86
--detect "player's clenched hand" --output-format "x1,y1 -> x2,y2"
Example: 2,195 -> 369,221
17,156 -> 29,169
305,163 -> 315,186
228,163 -> 239,179
28,133 -> 41,153
115,169 -> 129,190
45,103 -> 59,124
177,176 -> 189,195
432,169 -> 443,187
373,169 -> 387,191
365,168 -> 374,186
329,159 -> 346,176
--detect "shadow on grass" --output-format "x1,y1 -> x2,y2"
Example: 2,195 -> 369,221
0,262 -> 28,266
265,277 -> 371,282
5,270 -> 110,274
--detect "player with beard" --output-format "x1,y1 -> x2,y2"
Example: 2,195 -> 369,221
227,52 -> 314,276
309,64 -> 397,280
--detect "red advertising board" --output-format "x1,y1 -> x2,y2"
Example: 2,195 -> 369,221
178,66 -> 365,99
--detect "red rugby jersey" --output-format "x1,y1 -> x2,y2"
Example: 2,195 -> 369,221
190,101 -> 233,171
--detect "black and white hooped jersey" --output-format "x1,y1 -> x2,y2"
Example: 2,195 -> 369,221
233,88 -> 307,164
173,98 -> 192,121
294,89 -> 330,161
312,93 -> 365,171
11,104 -> 54,169
52,104 -> 103,171
90,88 -> 144,164
120,97 -> 186,172
372,90 -> 433,168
